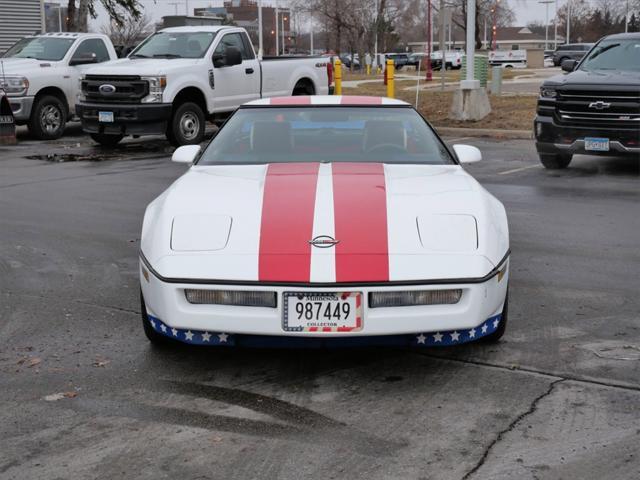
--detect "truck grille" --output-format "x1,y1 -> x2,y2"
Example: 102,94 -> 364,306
82,75 -> 149,104
555,88 -> 640,128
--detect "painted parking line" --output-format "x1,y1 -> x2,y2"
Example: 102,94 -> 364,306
498,164 -> 541,175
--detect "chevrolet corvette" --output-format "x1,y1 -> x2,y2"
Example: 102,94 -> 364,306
139,95 -> 510,348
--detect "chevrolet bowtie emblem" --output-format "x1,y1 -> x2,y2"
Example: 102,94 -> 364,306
588,101 -> 611,110
309,235 -> 339,248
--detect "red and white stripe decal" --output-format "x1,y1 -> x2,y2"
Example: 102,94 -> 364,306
270,96 -> 312,105
258,163 -> 320,282
332,163 -> 390,282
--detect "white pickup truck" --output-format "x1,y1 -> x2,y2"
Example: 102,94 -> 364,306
0,32 -> 118,139
77,26 -> 331,146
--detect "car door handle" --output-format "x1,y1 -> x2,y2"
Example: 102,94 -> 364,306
245,68 -> 254,74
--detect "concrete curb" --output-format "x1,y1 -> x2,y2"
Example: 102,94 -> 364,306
434,126 -> 533,140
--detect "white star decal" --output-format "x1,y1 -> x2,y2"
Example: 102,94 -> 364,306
468,328 -> 476,338
150,320 -> 156,329
493,319 -> 500,329
160,324 -> 167,333
201,332 -> 211,342
416,333 -> 426,344
433,332 -> 443,342
185,330 -> 194,341
171,328 -> 178,336
218,333 -> 229,343
481,324 -> 488,334
450,331 -> 460,342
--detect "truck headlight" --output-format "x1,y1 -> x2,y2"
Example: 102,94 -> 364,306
141,76 -> 167,103
77,75 -> 86,102
540,86 -> 557,98
0,76 -> 29,96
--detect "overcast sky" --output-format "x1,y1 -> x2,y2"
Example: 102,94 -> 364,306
89,0 -> 570,31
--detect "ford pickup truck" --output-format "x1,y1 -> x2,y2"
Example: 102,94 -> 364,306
77,26 -> 331,146
0,33 -> 118,139
535,33 -> 640,168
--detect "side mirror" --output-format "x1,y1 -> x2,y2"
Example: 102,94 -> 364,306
213,46 -> 242,68
453,144 -> 482,164
69,53 -> 98,66
171,145 -> 201,164
561,59 -> 578,72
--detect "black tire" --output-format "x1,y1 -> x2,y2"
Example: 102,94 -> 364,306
292,80 -> 315,96
167,102 -> 205,147
90,133 -> 124,147
539,153 -> 572,169
482,292 -> 509,343
28,94 -> 67,140
140,291 -> 172,346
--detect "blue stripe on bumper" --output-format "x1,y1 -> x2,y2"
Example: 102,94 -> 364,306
146,314 -> 502,348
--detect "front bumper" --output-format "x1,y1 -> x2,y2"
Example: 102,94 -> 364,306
140,255 -> 509,341
77,102 -> 172,136
8,95 -> 34,122
534,115 -> 640,157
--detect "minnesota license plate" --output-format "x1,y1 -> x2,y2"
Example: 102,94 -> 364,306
98,111 -> 114,123
584,137 -> 609,152
282,292 -> 363,332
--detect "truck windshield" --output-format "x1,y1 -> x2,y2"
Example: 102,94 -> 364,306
130,32 -> 216,59
2,37 -> 75,61
197,106 -> 455,166
580,39 -> 640,72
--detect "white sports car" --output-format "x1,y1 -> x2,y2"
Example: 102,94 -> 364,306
139,96 -> 510,348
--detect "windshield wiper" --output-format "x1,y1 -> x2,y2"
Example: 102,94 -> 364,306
129,54 -> 149,59
152,54 -> 183,58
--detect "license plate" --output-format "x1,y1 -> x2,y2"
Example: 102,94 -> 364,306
98,111 -> 114,123
282,292 -> 363,332
584,137 -> 609,152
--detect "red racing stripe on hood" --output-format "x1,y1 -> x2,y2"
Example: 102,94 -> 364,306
259,162 -> 320,282
332,163 -> 389,282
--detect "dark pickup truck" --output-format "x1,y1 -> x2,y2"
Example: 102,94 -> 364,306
534,33 -> 640,169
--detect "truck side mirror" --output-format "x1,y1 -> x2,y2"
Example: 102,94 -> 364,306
70,53 -> 98,66
561,59 -> 578,72
213,46 -> 242,68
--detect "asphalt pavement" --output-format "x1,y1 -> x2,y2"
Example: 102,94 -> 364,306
1,126 -> 639,480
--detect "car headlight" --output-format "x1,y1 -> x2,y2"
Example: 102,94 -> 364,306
0,76 -> 29,96
141,76 -> 167,103
77,75 -> 86,102
540,86 -> 557,98
184,289 -> 277,308
369,289 -> 462,308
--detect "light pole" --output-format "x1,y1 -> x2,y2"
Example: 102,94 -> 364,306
258,0 -> 263,58
275,0 -> 279,56
282,14 -> 287,55
625,0 -> 629,33
426,0 -> 432,81
539,0 -> 553,50
566,0 -> 571,44
554,0 -> 558,49
374,0 -> 379,70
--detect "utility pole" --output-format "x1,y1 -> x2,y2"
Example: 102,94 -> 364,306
626,0 -> 629,33
374,0 -> 379,70
440,0 -> 446,91
310,14 -> 313,54
275,1 -> 279,56
554,0 -> 558,48
426,0 -> 432,81
539,0 -> 553,50
566,0 -> 570,44
465,0 -> 475,84
282,13 -> 286,55
258,0 -> 263,58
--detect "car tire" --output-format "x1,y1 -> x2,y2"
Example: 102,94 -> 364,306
90,133 -> 124,147
167,102 -> 205,147
140,291 -> 172,346
28,95 -> 67,140
539,153 -> 572,169
481,292 -> 508,343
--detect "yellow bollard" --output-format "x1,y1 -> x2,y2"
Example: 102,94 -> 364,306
334,58 -> 342,95
366,64 -> 371,75
386,59 -> 394,98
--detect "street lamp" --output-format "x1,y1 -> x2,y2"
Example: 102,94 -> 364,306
539,0 -> 553,50
426,0 -> 432,81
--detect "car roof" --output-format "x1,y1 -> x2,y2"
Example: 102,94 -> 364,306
159,26 -> 233,33
34,32 -> 106,39
244,95 -> 410,107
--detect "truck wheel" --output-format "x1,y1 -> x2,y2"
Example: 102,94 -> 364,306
90,133 -> 124,147
167,102 -> 205,146
29,95 -> 66,140
481,292 -> 508,343
539,153 -> 572,169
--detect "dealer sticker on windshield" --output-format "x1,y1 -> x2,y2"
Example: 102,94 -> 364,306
584,137 -> 609,152
282,292 -> 363,332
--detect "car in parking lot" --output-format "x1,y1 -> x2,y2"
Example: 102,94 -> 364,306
552,43 -> 594,67
139,95 -> 510,349
535,33 -> 640,168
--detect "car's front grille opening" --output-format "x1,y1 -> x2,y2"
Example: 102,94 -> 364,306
369,289 -> 462,308
184,289 -> 277,308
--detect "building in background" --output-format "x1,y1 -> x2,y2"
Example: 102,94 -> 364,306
160,15 -> 224,29
44,1 -> 69,33
195,0 -> 293,55
0,0 -> 45,54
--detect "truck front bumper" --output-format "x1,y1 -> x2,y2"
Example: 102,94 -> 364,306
534,115 -> 640,157
8,96 -> 34,123
77,102 -> 172,136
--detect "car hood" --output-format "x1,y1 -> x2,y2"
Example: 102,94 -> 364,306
141,163 -> 509,283
84,58 -> 202,77
545,69 -> 640,88
0,57 -> 58,75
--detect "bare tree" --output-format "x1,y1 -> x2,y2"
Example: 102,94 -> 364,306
101,8 -> 153,48
66,0 -> 142,32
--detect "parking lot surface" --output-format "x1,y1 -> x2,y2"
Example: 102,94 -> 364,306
1,128 -> 639,479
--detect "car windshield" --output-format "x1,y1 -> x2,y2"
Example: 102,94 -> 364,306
129,31 -> 216,59
579,39 -> 640,72
197,106 -> 455,166
2,37 -> 75,61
